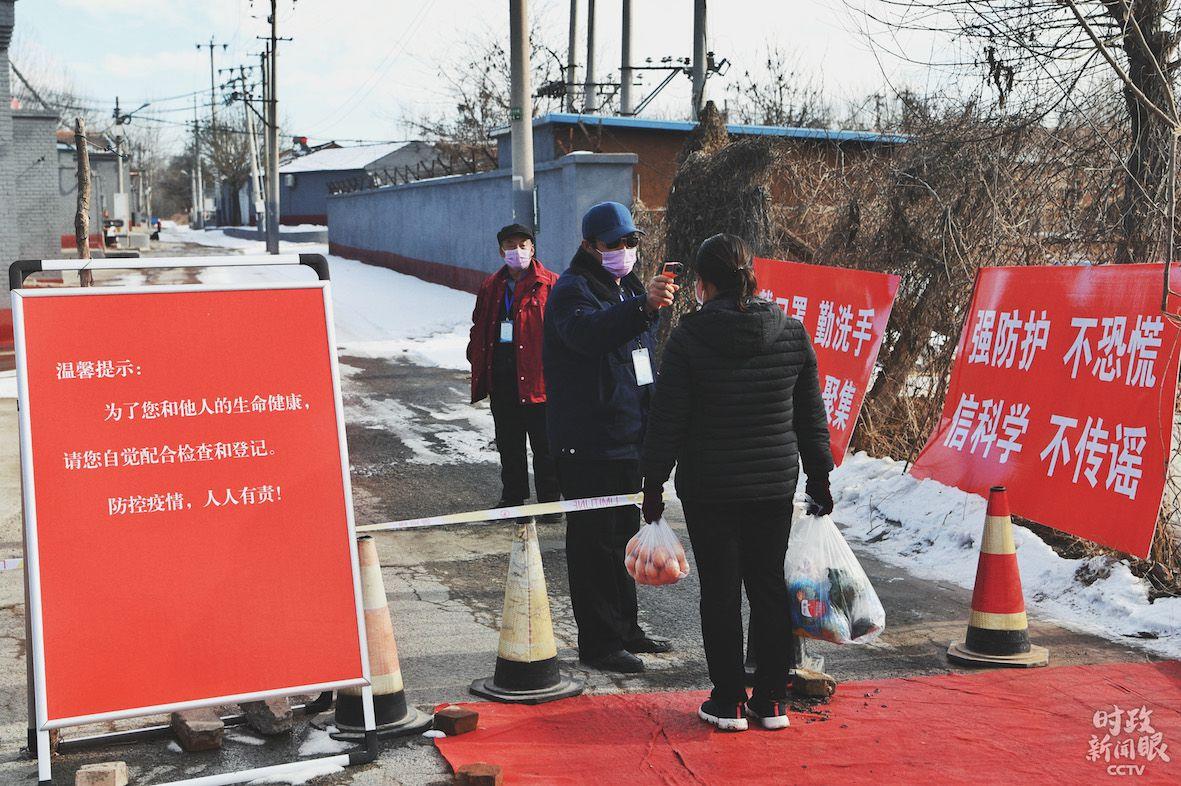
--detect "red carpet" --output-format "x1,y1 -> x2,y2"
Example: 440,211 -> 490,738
436,661 -> 1181,784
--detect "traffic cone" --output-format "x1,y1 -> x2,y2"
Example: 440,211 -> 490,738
332,536 -> 432,739
470,518 -> 584,703
947,486 -> 1049,668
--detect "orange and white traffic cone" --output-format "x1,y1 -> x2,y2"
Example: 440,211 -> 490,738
470,518 -> 584,704
333,536 -> 432,739
947,486 -> 1049,668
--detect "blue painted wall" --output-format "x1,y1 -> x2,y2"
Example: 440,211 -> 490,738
326,152 -> 636,291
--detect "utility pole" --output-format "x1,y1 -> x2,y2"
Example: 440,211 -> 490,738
241,65 -> 265,230
565,0 -> 581,112
113,97 -> 126,195
691,0 -> 707,118
112,97 -> 128,239
193,96 -> 205,229
136,145 -> 146,225
197,38 -> 227,226
620,0 -> 634,115
196,37 -> 227,127
583,0 -> 596,113
260,47 -> 271,236
509,0 -> 536,231
262,1 -> 285,254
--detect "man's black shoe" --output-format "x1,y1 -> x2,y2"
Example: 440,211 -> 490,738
579,649 -> 645,674
624,635 -> 673,654
537,511 -> 564,524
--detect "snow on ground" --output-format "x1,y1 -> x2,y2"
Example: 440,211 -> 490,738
832,452 -> 1181,659
163,226 -> 475,369
160,224 -> 283,251
344,393 -> 497,466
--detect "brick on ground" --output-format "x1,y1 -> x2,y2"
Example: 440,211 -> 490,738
792,667 -> 838,698
434,705 -> 479,736
241,697 -> 293,735
75,761 -> 129,786
170,707 -> 224,751
455,762 -> 503,786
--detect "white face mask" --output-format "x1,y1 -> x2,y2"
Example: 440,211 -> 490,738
695,279 -> 706,307
503,248 -> 531,270
600,246 -> 638,278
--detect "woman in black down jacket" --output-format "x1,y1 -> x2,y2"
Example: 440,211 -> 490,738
640,233 -> 834,732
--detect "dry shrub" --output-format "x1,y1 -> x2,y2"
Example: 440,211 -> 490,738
654,99 -> 1180,587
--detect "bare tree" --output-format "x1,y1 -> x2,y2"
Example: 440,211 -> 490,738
412,22 -> 567,163
726,46 -> 832,128
861,1 -> 1181,264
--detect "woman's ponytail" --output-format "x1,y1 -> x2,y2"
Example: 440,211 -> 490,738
733,265 -> 758,312
694,233 -> 759,311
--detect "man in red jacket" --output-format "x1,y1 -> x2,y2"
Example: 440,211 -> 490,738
468,224 -> 560,517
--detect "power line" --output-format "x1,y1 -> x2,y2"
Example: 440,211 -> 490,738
302,0 -> 437,135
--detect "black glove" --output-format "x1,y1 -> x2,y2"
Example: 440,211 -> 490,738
641,483 -> 665,523
805,474 -> 834,516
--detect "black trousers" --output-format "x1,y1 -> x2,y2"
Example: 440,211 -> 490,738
489,352 -> 559,504
682,498 -> 795,704
557,457 -> 643,659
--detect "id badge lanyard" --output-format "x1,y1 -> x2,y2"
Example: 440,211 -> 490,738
499,284 -> 514,344
623,287 -> 654,386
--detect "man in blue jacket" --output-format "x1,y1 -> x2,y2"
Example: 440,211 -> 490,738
543,201 -> 678,673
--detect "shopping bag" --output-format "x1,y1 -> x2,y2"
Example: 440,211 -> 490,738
784,503 -> 885,644
625,518 -> 691,586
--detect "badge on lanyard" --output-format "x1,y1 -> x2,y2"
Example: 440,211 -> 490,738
632,348 -> 654,386
499,285 -> 515,344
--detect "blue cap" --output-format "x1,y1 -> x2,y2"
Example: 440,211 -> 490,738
581,201 -> 644,245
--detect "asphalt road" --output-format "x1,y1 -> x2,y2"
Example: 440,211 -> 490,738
0,239 -> 1161,784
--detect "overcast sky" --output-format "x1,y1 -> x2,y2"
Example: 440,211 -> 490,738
13,0 -> 959,150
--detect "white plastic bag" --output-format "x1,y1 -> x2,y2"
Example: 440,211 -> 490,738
783,503 -> 885,644
625,518 -> 690,586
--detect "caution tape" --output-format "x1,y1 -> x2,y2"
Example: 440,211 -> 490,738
0,496 -> 646,555
0,558 -> 23,572
355,493 -> 644,534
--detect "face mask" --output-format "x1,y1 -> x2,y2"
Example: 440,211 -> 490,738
600,246 -> 637,278
695,279 -> 705,307
504,248 -> 531,270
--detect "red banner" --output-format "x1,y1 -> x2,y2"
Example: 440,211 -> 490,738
14,283 -> 365,725
753,258 -> 901,464
911,264 -> 1181,558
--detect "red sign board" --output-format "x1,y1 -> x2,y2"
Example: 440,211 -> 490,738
910,265 -> 1181,558
14,282 -> 366,726
753,258 -> 901,464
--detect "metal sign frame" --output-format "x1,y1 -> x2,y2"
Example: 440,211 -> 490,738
9,253 -> 378,785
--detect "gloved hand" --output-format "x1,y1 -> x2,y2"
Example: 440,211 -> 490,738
805,474 -> 834,516
641,483 -> 665,523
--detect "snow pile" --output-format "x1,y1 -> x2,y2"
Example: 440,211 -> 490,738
832,452 -> 1181,658
297,726 -> 353,756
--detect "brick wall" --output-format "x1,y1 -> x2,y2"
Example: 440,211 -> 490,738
13,112 -> 61,260
0,0 -> 17,304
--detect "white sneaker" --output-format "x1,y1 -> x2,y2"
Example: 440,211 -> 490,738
746,698 -> 790,730
698,699 -> 748,732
